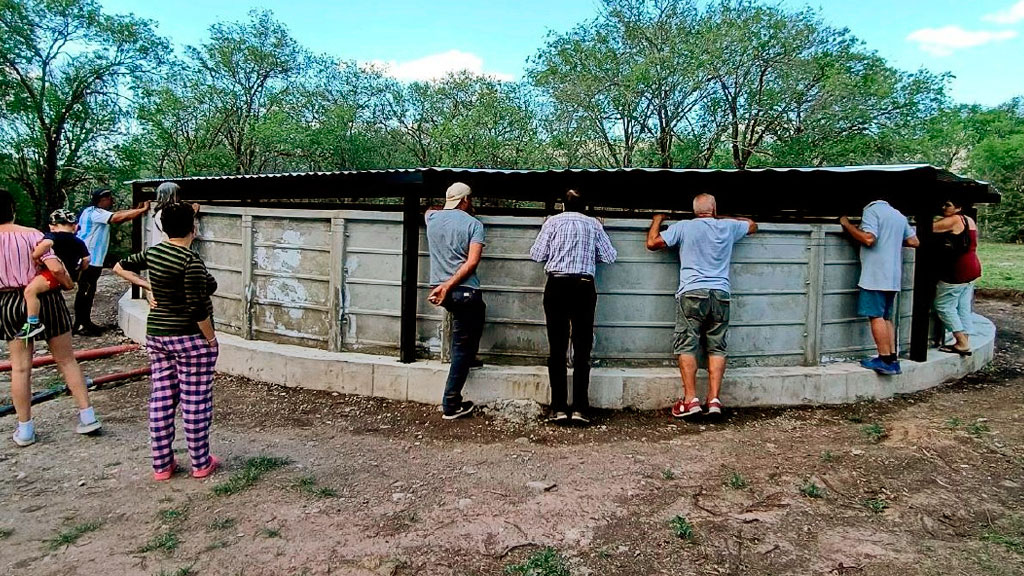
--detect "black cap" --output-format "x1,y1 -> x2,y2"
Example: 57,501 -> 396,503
91,188 -> 112,199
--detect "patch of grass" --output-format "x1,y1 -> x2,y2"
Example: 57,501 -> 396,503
845,412 -> 864,424
968,421 -> 991,436
261,527 -> 281,539
669,515 -> 695,541
204,539 -> 231,551
208,517 -> 236,531
157,563 -> 195,576
138,530 -> 179,554
800,481 -> 825,499
46,521 -> 102,550
312,486 -> 338,498
861,423 -> 886,443
946,417 -> 964,429
292,474 -> 338,499
661,468 -> 675,480
158,508 -> 188,523
0,527 -> 12,540
503,547 -> 571,576
820,450 -> 835,463
727,472 -> 748,489
212,455 -> 290,496
981,516 -> 1024,555
863,498 -> 889,514
976,242 -> 1024,292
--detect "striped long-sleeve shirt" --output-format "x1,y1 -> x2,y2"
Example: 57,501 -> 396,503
119,242 -> 217,336
530,212 -> 617,276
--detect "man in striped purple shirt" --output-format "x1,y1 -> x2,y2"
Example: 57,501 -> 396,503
530,190 -> 617,424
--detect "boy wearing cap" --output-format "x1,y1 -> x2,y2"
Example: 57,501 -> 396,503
74,188 -> 149,335
425,182 -> 485,420
16,209 -> 91,339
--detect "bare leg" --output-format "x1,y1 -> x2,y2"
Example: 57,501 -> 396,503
952,331 -> 970,351
23,276 -> 51,320
886,319 -> 897,356
869,318 -> 892,356
678,354 -> 698,401
707,355 -> 726,400
8,338 -> 33,422
48,332 -> 91,410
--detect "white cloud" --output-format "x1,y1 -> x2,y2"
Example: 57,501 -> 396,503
369,50 -> 515,82
983,1 -> 1024,24
906,26 -> 1017,56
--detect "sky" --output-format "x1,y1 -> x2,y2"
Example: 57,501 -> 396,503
97,0 -> 1024,106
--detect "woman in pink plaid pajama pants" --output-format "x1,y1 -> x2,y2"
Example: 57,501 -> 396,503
115,202 -> 220,480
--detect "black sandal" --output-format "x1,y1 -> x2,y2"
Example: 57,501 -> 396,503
938,345 -> 972,357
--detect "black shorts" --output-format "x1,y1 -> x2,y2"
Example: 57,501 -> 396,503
0,289 -> 73,341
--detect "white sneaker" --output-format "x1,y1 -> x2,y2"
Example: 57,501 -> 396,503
76,419 -> 102,435
12,429 -> 36,447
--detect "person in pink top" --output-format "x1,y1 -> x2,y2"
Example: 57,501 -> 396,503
0,189 -> 101,446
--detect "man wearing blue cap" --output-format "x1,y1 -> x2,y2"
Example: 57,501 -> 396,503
74,188 -> 149,335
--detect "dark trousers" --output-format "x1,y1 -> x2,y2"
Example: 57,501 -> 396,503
74,265 -> 103,327
441,287 -> 485,413
543,275 -> 597,413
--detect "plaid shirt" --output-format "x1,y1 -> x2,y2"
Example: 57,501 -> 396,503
530,212 -> 617,276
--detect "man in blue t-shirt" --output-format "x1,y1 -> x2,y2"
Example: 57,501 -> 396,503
426,182 -> 486,421
840,199 -> 919,375
647,193 -> 757,420
74,188 -> 149,335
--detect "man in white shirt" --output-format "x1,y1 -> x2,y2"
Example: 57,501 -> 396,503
74,188 -> 149,335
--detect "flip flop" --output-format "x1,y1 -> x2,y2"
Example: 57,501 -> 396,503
938,345 -> 972,357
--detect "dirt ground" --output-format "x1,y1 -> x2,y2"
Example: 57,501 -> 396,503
1,274 -> 1022,576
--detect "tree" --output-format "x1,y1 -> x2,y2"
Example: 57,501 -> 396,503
186,10 -> 310,174
0,0 -> 166,223
380,71 -> 545,168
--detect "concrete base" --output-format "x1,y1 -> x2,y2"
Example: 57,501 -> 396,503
119,293 -> 996,409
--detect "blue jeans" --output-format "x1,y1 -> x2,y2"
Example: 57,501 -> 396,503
934,281 -> 974,334
441,287 -> 485,413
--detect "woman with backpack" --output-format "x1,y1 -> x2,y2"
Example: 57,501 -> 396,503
932,197 -> 982,356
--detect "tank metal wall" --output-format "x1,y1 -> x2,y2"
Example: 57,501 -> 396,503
185,207 -> 913,366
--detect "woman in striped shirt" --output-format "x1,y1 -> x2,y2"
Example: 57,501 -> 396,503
114,202 -> 220,481
1,189 -> 101,447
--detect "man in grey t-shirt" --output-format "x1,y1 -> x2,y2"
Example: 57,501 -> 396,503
426,182 -> 485,420
647,193 -> 757,419
840,199 -> 919,375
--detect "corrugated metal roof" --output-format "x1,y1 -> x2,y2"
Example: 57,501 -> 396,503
129,164 -> 986,186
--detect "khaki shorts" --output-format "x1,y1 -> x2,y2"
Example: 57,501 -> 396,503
673,289 -> 731,357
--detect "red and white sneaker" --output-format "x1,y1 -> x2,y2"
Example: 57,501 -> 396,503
671,398 -> 702,419
706,398 -> 723,416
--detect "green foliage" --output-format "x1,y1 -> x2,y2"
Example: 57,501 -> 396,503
138,531 -> 179,554
727,472 -> 748,489
212,456 -> 289,496
820,450 -> 835,463
208,517 -> 236,531
861,423 -> 886,443
293,474 -> 339,498
261,527 -> 282,538
863,498 -> 889,514
46,521 -> 102,550
975,243 -> 1024,292
968,421 -> 991,436
946,417 -> 964,429
800,481 -> 825,498
0,527 -> 12,539
661,468 -> 675,480
981,516 -> 1024,555
158,508 -> 188,523
504,547 -> 571,576
157,564 -> 195,576
669,515 -> 695,540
